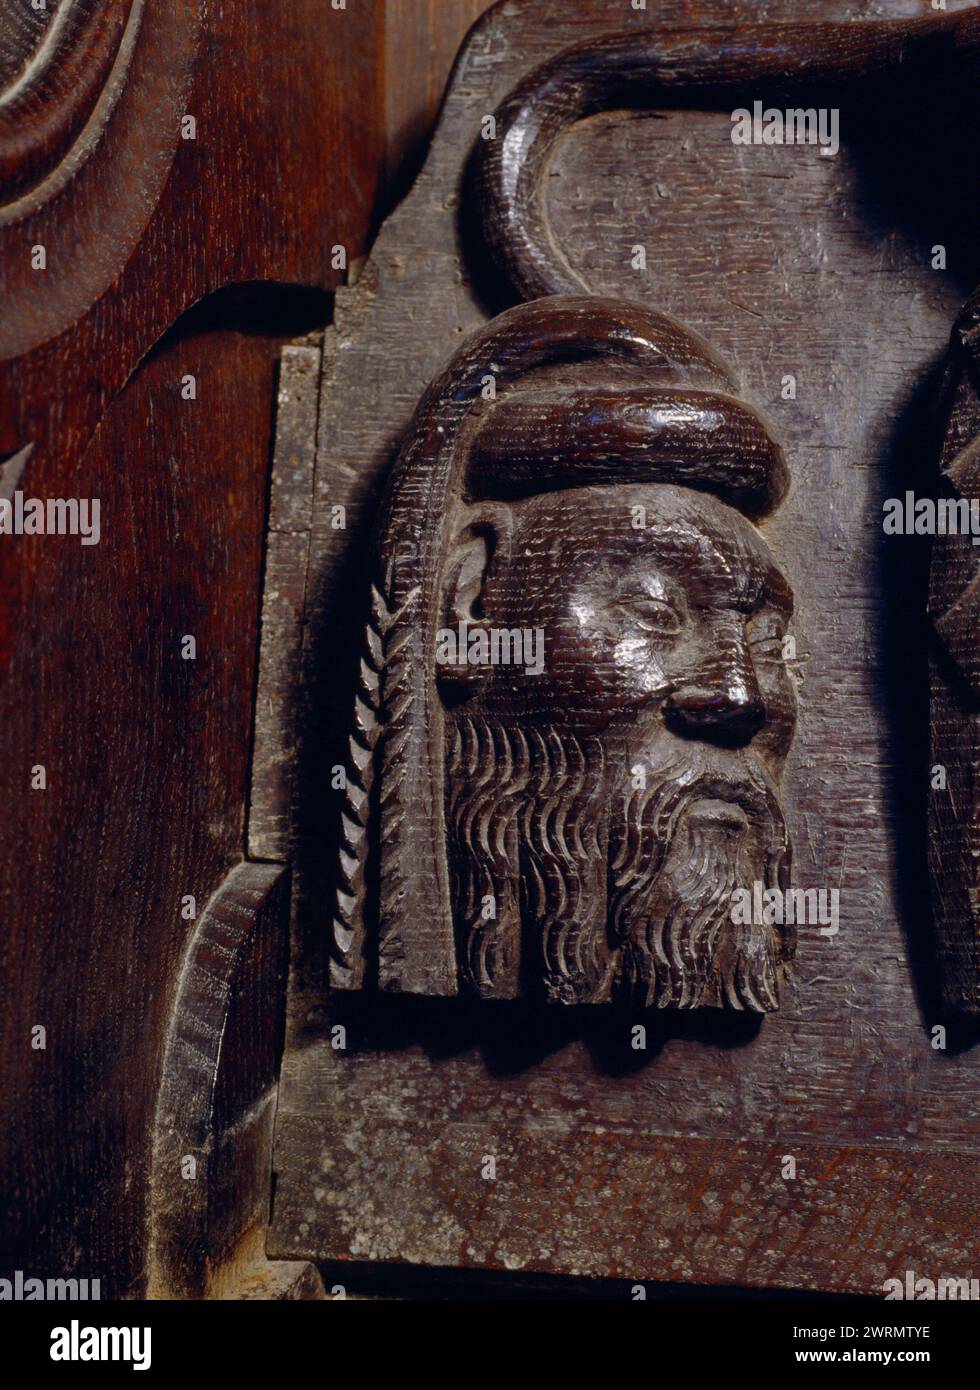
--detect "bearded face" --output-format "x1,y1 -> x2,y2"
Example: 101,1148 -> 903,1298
439,484 -> 796,1010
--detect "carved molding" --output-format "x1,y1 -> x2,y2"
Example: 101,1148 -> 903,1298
0,0 -> 140,211
148,861 -> 302,1298
472,10 -> 980,302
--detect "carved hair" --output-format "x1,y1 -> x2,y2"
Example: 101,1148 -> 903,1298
446,714 -> 608,1003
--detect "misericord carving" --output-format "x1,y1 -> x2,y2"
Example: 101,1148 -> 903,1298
331,295 -> 796,1010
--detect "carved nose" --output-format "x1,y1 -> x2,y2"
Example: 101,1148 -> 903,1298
664,653 -> 765,746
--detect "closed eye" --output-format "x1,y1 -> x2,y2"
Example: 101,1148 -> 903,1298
622,599 -> 683,636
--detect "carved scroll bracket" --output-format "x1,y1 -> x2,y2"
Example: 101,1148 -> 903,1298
147,861 -> 322,1299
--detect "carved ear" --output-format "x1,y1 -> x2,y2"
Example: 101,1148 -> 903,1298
437,506 -> 511,699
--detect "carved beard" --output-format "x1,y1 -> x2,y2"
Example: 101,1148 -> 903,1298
445,714 -> 791,1010
609,750 -> 791,1011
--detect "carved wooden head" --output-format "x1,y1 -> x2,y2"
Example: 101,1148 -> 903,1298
332,295 -> 795,1012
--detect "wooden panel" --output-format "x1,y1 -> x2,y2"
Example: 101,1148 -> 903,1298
0,0 -> 385,479
0,303 -> 288,1295
0,0 -> 463,1296
384,0 -> 493,207
0,0 -> 508,1298
269,0 -> 980,1293
272,1113 -> 980,1294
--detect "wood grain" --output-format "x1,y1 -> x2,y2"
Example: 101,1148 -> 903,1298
0,0 -> 136,205
271,1110 -> 980,1294
0,0 -> 384,472
383,0 -> 493,210
0,307 -> 288,1295
148,861 -> 290,1299
0,0 -> 398,1298
248,339 -> 322,864
271,0 -> 980,1292
929,286 -> 980,1014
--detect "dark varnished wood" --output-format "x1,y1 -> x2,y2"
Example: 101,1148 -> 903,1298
270,0 -> 980,1293
0,0 -> 137,206
473,9 -> 980,303
0,0 -> 383,473
331,294 -> 795,1009
383,0 -> 491,210
1,306 -> 298,1296
0,0 -> 390,1298
6,0 -> 980,1301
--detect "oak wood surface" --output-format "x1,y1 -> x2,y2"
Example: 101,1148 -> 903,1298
384,0 -> 491,209
5,0 -> 977,1300
0,0 -> 492,1297
269,0 -> 980,1293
